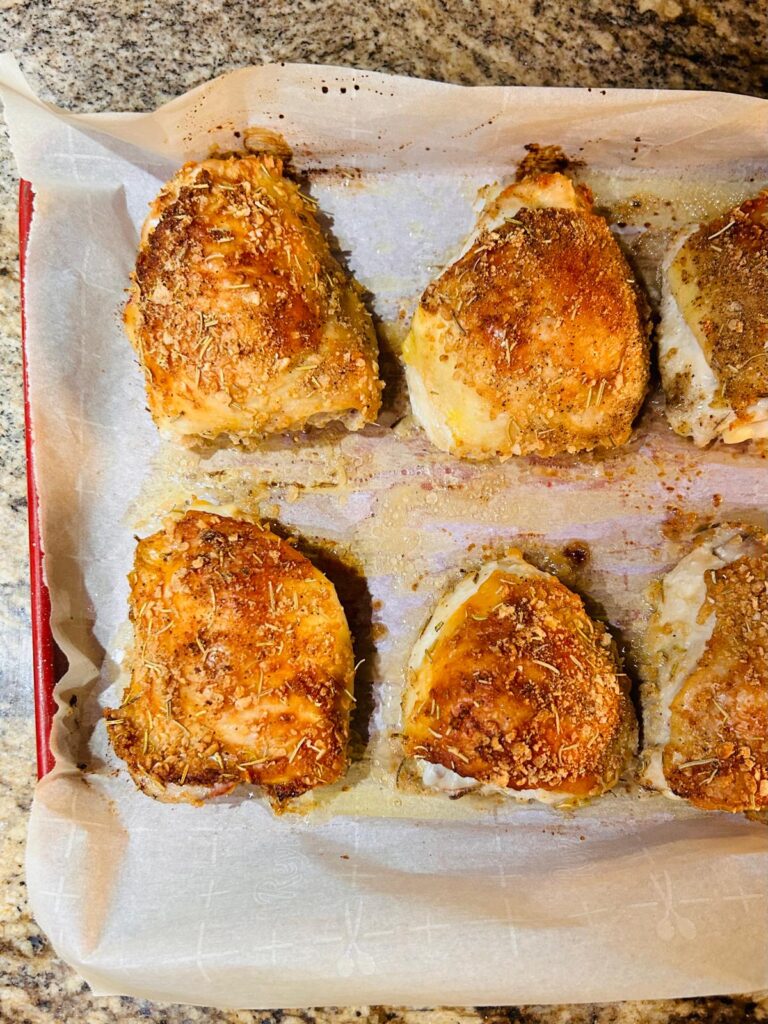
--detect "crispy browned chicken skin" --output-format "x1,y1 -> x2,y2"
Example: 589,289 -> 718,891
125,155 -> 382,444
644,525 -> 768,813
403,554 -> 637,804
106,510 -> 354,806
659,191 -> 768,446
403,173 -> 650,459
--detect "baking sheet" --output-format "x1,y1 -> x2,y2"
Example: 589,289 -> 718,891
2,52 -> 768,1005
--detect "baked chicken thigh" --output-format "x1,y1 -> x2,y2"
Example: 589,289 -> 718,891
403,172 -> 650,459
126,155 -> 382,444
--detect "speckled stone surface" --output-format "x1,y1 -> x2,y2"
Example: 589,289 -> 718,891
1,2 -> 767,1020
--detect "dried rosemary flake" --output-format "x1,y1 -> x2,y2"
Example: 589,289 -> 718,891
198,336 -> 213,362
532,659 -> 560,674
551,704 -> 561,735
288,737 -> 307,764
712,698 -> 729,722
447,747 -> 469,764
707,220 -> 735,241
677,757 -> 720,771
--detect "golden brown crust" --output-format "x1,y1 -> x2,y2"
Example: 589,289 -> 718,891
668,191 -> 768,418
105,510 -> 354,805
125,155 -> 381,443
403,565 -> 636,798
404,173 -> 650,459
664,530 -> 768,813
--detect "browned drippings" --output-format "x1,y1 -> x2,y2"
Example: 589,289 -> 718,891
515,143 -> 582,182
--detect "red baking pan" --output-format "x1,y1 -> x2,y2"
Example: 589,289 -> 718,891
19,179 -> 64,779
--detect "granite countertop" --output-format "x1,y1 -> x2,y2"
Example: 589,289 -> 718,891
1,2 -> 767,1021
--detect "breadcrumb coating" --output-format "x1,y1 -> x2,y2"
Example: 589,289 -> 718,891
403,557 -> 636,800
661,191 -> 768,445
403,173 -> 650,459
655,526 -> 768,812
125,155 -> 382,444
106,510 -> 354,806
